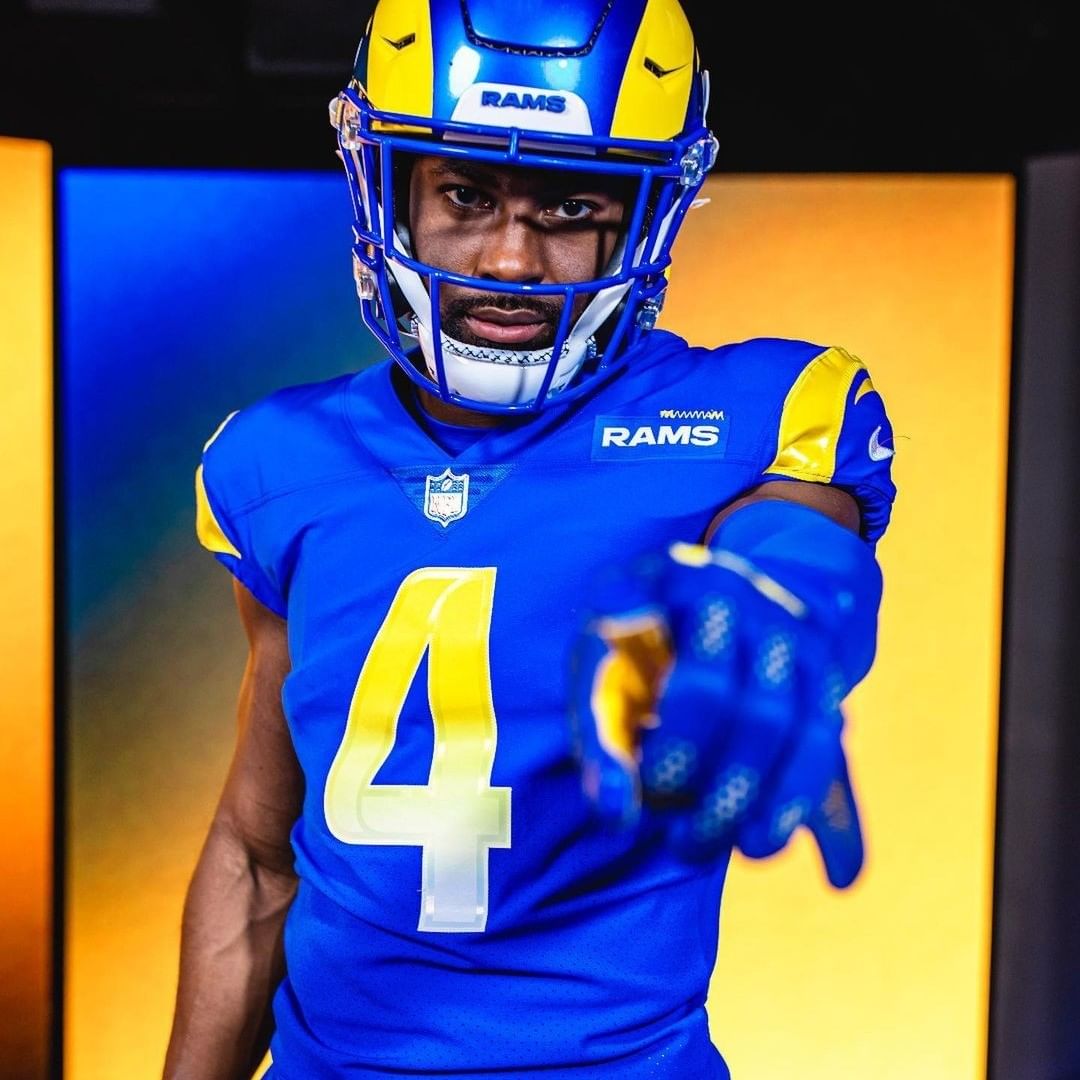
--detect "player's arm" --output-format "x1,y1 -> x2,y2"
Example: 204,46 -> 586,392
704,477 -> 860,539
571,347 -> 896,884
163,579 -> 302,1080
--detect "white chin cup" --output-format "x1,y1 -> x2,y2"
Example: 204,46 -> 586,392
387,259 -> 630,407
411,319 -> 592,406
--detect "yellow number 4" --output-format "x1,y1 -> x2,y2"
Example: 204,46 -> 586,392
324,567 -> 511,933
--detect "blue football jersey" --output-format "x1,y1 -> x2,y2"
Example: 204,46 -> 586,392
194,330 -> 896,1079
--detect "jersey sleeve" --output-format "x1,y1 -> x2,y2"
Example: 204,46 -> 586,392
759,345 -> 897,543
194,410 -> 289,617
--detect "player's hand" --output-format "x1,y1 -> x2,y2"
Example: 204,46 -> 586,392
568,541 -> 864,889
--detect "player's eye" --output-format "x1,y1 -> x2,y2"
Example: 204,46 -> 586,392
444,186 -> 493,212
545,198 -> 597,222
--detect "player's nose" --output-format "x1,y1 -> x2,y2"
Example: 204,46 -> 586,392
473,213 -> 544,285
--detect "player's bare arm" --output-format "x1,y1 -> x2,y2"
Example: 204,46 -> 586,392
163,579 -> 300,1080
707,478 -> 861,539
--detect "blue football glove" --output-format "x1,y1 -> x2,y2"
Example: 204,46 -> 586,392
569,500 -> 881,889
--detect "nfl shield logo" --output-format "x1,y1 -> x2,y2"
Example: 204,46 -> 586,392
424,468 -> 470,527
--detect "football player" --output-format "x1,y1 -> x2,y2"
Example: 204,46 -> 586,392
164,1 -> 896,1077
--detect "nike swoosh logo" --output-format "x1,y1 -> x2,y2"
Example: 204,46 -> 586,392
868,426 -> 895,461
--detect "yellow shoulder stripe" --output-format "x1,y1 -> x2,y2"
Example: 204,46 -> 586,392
764,346 -> 865,483
195,464 -> 241,559
854,375 -> 877,404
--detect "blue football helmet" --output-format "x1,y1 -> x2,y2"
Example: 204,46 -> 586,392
330,0 -> 717,413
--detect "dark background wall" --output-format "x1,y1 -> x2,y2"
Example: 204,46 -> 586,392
0,1 -> 1078,171
990,155 -> 1080,1080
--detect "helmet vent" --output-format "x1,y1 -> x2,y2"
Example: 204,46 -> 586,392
461,0 -> 616,57
381,32 -> 416,51
644,57 -> 687,79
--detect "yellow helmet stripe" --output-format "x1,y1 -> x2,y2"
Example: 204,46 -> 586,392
365,0 -> 435,119
610,0 -> 695,141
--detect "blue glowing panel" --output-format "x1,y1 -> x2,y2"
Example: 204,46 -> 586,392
60,169 -> 379,627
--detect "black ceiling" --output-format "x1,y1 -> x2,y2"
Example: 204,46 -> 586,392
1,0 -> 1076,172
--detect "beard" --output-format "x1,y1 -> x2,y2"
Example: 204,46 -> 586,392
439,292 -> 565,351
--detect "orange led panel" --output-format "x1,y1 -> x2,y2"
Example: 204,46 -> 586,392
664,174 -> 1013,1080
0,136 -> 54,1080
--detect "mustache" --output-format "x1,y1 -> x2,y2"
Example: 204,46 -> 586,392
442,293 -> 562,324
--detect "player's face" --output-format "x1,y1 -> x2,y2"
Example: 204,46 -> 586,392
408,155 -> 630,351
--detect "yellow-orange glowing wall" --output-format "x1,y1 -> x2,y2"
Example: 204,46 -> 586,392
0,136 -> 53,1080
63,174 -> 1011,1079
665,176 -> 1012,1079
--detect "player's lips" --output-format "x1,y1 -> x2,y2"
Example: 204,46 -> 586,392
464,308 -> 550,346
